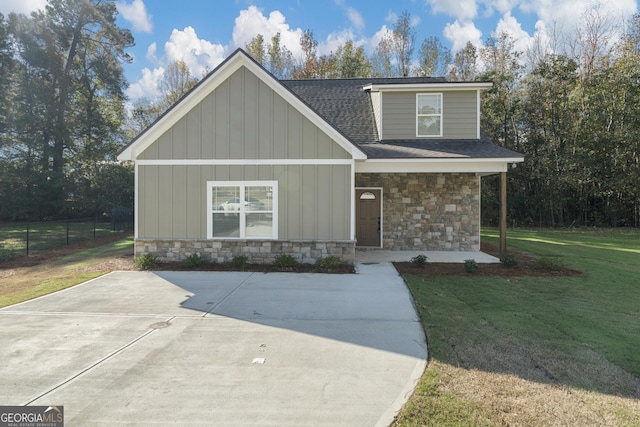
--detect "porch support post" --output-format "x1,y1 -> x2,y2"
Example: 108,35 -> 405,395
499,171 -> 507,257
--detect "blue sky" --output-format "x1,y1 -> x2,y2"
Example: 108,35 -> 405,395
2,0 -> 638,100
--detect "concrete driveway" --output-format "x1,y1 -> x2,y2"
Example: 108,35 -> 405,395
0,262 -> 426,426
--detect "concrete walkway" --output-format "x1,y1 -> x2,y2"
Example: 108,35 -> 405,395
0,263 -> 426,426
356,249 -> 500,264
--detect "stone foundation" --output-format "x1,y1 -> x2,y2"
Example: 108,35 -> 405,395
135,239 -> 356,265
356,172 -> 480,251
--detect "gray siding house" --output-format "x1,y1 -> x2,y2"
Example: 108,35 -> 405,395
118,49 -> 523,264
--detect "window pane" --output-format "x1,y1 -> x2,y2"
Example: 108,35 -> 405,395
418,95 -> 441,114
418,116 -> 441,136
245,213 -> 273,237
213,187 -> 239,211
245,186 -> 271,211
212,213 -> 240,237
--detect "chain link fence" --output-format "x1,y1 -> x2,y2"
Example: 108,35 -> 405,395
0,215 -> 133,262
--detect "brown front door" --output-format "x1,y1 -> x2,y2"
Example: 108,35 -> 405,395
356,189 -> 381,247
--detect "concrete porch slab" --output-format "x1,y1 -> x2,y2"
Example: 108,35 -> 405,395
356,250 -> 500,264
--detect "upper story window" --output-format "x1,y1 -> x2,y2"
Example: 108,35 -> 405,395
416,93 -> 443,137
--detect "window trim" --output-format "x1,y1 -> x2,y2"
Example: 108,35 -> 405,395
416,93 -> 443,138
206,181 -> 278,240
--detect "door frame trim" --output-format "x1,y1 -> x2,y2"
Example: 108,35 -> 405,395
355,187 -> 383,248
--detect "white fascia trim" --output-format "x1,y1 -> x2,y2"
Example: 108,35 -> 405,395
136,159 -> 354,166
119,52 -> 366,161
350,160 -> 356,241
356,158 -> 524,174
364,82 -> 493,92
134,162 -> 139,240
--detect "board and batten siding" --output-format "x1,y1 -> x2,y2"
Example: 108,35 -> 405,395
138,66 -> 350,161
137,164 -> 351,240
381,90 -> 477,140
135,65 -> 353,242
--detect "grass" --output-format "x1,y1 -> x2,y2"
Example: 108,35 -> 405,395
0,221 -> 118,261
394,228 -> 640,427
0,237 -> 134,308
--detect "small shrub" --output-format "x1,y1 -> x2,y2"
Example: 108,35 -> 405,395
135,253 -> 159,270
501,254 -> 519,268
315,256 -> 341,272
230,254 -> 248,269
464,259 -> 478,274
273,253 -> 298,271
536,256 -> 568,271
183,253 -> 208,269
410,254 -> 428,267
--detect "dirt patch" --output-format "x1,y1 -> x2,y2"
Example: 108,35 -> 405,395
394,242 -> 582,277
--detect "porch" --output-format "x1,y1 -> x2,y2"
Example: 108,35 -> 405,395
355,249 -> 499,264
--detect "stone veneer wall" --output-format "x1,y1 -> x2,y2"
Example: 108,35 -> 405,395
135,239 -> 356,265
356,173 -> 480,251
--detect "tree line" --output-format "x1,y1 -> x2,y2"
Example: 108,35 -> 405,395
1,2 -> 639,227
242,8 -> 640,227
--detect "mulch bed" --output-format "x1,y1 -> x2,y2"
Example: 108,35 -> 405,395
150,261 -> 355,274
393,242 -> 582,277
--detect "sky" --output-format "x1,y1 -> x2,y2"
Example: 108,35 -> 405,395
1,0 -> 638,101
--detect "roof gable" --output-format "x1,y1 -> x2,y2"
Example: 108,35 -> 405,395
118,49 -> 366,161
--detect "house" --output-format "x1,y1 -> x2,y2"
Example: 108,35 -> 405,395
117,49 -> 524,264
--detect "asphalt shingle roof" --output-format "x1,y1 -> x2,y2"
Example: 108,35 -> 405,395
282,77 -> 523,160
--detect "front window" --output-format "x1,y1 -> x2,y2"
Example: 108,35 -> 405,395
416,93 -> 443,137
207,181 -> 277,239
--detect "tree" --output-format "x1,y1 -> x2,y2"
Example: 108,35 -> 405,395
372,11 -> 416,77
245,34 -> 265,65
246,32 -> 293,78
450,41 -> 478,81
334,40 -> 371,78
391,11 -> 416,77
4,0 -> 133,219
417,36 -> 451,76
268,33 -> 293,79
291,30 -> 338,79
159,60 -> 198,107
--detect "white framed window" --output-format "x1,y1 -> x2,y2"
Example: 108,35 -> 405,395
207,181 -> 277,239
416,93 -> 443,137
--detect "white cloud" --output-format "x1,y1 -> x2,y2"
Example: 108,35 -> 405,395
494,12 -> 535,52
116,0 -> 153,33
443,20 -> 483,52
386,11 -> 398,24
0,0 -> 46,15
520,0 -> 636,37
427,0 -> 479,22
346,7 -> 365,31
146,42 -> 158,64
164,26 -> 226,77
486,0 -> 521,15
126,67 -> 164,99
319,29 -> 357,54
127,26 -> 225,100
231,6 -> 304,59
369,25 -> 392,52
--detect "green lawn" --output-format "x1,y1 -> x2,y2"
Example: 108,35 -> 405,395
0,237 -> 134,308
394,228 -> 640,426
0,220 -> 118,260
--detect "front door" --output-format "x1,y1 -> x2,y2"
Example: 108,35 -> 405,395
356,189 -> 381,247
